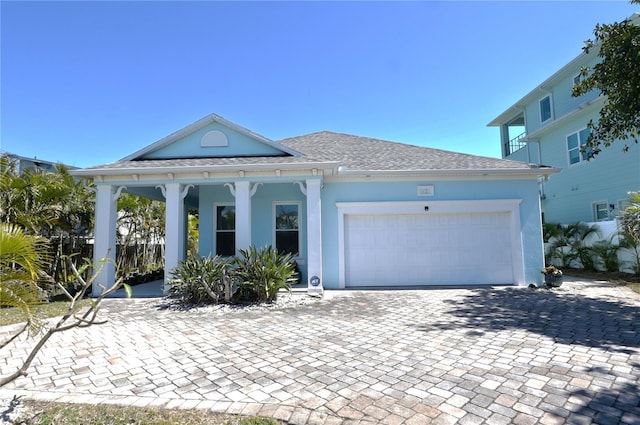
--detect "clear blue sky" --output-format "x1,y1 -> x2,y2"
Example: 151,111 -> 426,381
2,1 -> 638,168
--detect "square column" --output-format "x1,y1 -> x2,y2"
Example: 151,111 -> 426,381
234,181 -> 251,252
306,179 -> 323,296
164,183 -> 189,291
93,185 -> 118,296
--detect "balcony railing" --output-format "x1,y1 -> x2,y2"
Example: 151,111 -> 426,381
507,132 -> 527,155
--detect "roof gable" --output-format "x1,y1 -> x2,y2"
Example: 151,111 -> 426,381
122,113 -> 300,161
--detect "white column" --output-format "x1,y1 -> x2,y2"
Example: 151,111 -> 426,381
93,185 -> 119,296
163,183 -> 190,291
306,179 -> 323,296
234,181 -> 251,252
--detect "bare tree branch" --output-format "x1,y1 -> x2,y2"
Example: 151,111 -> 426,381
0,256 -> 128,387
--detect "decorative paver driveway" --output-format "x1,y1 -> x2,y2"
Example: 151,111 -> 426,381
2,279 -> 640,424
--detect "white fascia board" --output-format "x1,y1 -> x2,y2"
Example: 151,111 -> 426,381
120,113 -> 303,161
70,161 -> 339,177
334,167 -> 561,179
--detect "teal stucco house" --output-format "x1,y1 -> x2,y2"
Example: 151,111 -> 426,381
72,113 -> 557,295
489,13 -> 640,225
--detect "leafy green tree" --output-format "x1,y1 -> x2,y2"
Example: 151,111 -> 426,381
572,3 -> 640,156
1,155 -> 96,284
116,193 -> 165,276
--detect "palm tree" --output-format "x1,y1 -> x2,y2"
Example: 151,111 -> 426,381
0,223 -> 50,331
619,192 -> 640,274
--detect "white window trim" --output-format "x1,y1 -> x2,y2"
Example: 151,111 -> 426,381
618,199 -> 630,212
214,202 -> 235,257
273,201 -> 302,259
566,126 -> 591,167
335,200 -> 524,289
592,201 -> 610,222
539,94 -> 554,124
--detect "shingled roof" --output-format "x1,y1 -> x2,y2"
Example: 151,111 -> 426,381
279,131 -> 545,172
73,129 -> 554,177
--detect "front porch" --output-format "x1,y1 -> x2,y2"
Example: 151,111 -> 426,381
92,178 -> 324,298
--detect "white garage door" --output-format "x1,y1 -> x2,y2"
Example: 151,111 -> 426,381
344,212 -> 515,287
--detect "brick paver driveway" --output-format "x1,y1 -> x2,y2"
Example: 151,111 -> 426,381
2,279 -> 640,424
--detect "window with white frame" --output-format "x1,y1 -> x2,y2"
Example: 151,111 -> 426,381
593,202 -> 609,221
567,127 -> 592,165
618,199 -> 630,213
215,204 -> 235,256
540,95 -> 552,123
274,202 -> 300,257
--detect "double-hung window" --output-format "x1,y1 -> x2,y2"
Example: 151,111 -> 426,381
540,95 -> 553,123
215,204 -> 235,256
593,202 -> 609,221
274,202 -> 300,257
567,127 -> 592,165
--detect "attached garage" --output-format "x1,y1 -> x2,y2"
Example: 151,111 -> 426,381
337,200 -> 524,288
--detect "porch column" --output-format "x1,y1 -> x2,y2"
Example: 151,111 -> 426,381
234,181 -> 252,252
163,183 -> 191,291
93,185 -> 120,296
306,179 -> 323,296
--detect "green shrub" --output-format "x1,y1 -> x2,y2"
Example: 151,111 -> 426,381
233,245 -> 295,302
168,255 -> 233,304
591,237 -> 621,272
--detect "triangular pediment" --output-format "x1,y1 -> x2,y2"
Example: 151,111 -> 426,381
122,114 -> 300,161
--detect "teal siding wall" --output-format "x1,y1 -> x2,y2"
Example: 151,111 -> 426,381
538,107 -> 640,223
198,182 -> 308,282
142,122 -> 284,159
522,55 -> 601,138
499,50 -> 640,225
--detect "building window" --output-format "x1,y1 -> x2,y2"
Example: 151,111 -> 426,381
274,202 -> 300,257
540,95 -> 552,123
215,204 -> 235,256
573,74 -> 581,85
593,202 -> 609,221
567,128 -> 592,165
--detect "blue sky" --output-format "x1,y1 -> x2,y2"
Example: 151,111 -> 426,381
2,1 -> 638,168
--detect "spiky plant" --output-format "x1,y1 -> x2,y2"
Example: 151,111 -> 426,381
233,245 -> 295,302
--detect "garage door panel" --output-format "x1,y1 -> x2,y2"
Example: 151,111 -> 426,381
345,212 -> 514,287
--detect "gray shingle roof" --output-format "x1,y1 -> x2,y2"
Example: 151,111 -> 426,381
279,131 -> 540,171
74,130 -> 549,176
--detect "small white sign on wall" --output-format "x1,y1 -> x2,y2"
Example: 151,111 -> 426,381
417,185 -> 435,197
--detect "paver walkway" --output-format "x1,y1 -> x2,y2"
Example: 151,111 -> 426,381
2,278 -> 640,424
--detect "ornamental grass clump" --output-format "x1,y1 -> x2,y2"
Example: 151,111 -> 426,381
233,245 -> 295,302
168,255 -> 234,305
168,247 -> 296,305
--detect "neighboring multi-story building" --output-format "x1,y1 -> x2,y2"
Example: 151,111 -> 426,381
0,151 -> 74,174
488,13 -> 640,224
